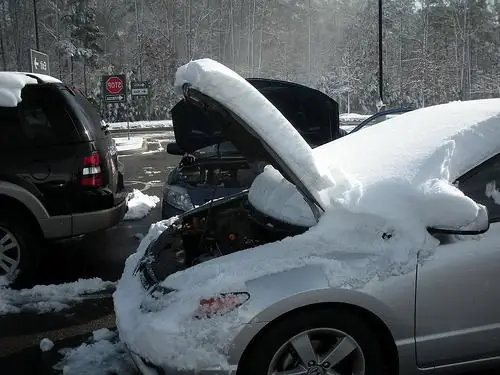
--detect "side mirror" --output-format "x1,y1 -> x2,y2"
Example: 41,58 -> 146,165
166,142 -> 184,155
429,204 -> 490,235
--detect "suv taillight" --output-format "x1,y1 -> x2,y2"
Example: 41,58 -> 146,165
81,152 -> 103,187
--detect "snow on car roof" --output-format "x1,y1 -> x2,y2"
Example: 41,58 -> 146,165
249,99 -> 500,232
0,72 -> 37,107
317,99 -> 500,187
0,71 -> 62,107
174,58 -> 349,210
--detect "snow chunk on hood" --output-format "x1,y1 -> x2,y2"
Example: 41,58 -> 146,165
0,72 -> 37,107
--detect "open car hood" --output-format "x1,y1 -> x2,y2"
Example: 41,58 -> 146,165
174,59 -> 336,214
171,78 -> 340,153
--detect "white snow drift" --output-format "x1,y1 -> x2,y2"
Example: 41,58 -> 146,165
0,277 -> 114,315
124,189 -> 160,220
0,72 -> 37,107
0,72 -> 62,107
54,328 -> 135,375
114,59 -> 500,371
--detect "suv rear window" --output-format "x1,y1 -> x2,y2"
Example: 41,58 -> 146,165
20,85 -> 80,146
0,85 -> 79,148
60,87 -> 104,138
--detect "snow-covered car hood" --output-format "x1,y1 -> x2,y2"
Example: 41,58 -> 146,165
174,58 -> 348,215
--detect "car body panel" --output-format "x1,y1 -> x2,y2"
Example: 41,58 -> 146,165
226,263 -> 416,367
415,222 -> 500,368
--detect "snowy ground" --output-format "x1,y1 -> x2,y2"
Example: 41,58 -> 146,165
113,136 -> 145,153
124,189 -> 160,221
0,277 -> 115,315
53,328 -> 136,375
108,120 -> 172,131
339,112 -> 371,122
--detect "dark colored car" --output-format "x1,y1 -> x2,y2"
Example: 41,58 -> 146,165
0,72 -> 127,285
161,78 -> 345,219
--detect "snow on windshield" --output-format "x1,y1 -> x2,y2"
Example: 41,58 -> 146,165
0,72 -> 37,107
174,58 -> 358,209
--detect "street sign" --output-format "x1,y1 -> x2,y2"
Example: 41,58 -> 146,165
29,49 -> 50,75
131,81 -> 149,96
102,74 -> 126,103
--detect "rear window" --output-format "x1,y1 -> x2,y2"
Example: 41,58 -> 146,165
0,85 -> 79,148
61,87 -> 104,137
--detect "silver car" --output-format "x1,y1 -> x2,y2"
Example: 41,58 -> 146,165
114,58 -> 500,375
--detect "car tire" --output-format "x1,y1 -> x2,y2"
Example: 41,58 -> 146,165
0,212 -> 41,288
238,308 -> 389,375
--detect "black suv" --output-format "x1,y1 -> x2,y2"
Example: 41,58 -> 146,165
0,73 -> 127,285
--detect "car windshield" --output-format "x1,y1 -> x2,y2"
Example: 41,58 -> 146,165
193,141 -> 239,157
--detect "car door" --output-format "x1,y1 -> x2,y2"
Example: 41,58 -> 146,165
415,153 -> 500,368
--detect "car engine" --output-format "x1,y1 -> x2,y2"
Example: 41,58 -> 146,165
138,196 -> 307,288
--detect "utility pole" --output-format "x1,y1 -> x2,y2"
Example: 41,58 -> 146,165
378,0 -> 384,106
134,0 -> 142,80
33,0 -> 40,50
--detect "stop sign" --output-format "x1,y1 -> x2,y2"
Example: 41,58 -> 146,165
106,76 -> 123,94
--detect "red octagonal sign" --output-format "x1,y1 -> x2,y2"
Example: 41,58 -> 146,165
106,76 -> 123,95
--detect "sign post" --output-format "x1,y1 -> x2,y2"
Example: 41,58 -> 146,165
29,49 -> 50,75
102,74 -> 129,138
131,81 -> 149,97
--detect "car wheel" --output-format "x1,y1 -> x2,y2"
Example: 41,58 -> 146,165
239,308 -> 388,375
0,213 -> 41,287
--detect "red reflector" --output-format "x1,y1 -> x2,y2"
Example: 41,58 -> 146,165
83,152 -> 100,166
81,175 -> 103,187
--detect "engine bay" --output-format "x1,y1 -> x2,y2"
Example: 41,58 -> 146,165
173,156 -> 257,189
139,195 -> 308,288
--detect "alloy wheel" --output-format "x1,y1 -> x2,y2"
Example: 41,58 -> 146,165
268,328 -> 365,375
0,226 -> 21,278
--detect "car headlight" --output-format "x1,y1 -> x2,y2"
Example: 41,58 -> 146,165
194,292 -> 250,319
164,184 -> 194,211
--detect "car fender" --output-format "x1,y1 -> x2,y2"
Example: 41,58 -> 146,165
229,264 -> 412,365
0,181 -> 50,220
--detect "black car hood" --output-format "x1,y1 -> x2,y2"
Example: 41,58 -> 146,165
171,78 -> 340,153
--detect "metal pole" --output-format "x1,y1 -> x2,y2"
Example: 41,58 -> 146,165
33,0 -> 40,50
378,0 -> 383,104
126,93 -> 130,140
135,0 -> 142,80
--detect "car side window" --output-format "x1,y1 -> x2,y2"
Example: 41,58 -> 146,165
456,154 -> 500,222
0,107 -> 26,149
19,85 -> 78,147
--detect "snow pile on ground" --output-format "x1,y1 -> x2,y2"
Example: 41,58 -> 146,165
0,278 -> 115,315
0,72 -> 37,107
54,328 -> 135,375
108,120 -> 172,131
113,136 -> 144,153
124,189 -> 160,221
339,113 -> 370,122
40,338 -> 54,352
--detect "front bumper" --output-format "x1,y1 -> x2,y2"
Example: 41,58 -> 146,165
129,350 -> 236,375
